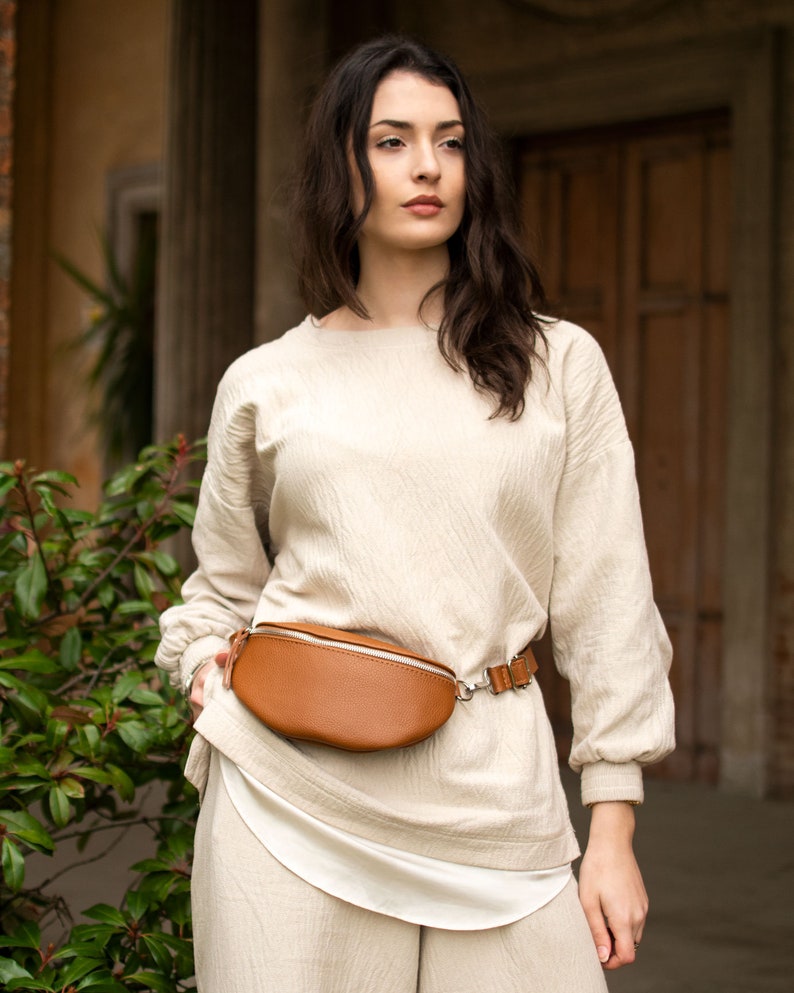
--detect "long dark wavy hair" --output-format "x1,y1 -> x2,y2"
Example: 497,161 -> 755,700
291,36 -> 547,420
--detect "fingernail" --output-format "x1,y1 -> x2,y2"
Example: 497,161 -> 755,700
597,946 -> 610,963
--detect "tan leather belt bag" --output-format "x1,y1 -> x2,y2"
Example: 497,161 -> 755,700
222,621 -> 538,752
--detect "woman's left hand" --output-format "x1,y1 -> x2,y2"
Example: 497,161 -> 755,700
577,801 -> 648,970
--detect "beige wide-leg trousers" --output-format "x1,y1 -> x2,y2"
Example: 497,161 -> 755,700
192,750 -> 609,993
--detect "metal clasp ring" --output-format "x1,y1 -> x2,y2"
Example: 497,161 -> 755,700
456,680 -> 475,702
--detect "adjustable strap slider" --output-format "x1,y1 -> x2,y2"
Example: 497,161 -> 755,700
484,653 -> 536,694
456,648 -> 539,700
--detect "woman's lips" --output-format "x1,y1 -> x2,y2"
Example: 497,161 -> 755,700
402,196 -> 443,216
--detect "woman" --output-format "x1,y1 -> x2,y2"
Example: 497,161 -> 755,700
156,35 -> 675,992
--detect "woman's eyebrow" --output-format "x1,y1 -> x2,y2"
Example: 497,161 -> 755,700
369,118 -> 465,130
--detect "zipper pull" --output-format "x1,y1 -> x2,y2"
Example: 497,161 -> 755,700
223,627 -> 252,689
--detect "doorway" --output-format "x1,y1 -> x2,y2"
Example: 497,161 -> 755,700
519,113 -> 730,782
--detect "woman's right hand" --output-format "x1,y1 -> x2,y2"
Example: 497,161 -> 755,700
187,652 -> 228,718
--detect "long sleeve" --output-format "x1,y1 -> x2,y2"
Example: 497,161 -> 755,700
155,369 -> 273,691
547,331 -> 675,805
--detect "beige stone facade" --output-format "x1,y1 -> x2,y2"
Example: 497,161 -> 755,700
4,0 -> 794,796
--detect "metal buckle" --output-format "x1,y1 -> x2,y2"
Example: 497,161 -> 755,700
509,654 -> 531,689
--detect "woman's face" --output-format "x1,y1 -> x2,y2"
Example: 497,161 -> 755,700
351,71 -> 466,256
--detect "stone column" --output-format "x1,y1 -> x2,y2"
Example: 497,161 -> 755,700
0,0 -> 16,459
155,0 -> 257,444
255,0 -> 329,342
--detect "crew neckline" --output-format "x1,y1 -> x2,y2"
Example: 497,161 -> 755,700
293,315 -> 438,348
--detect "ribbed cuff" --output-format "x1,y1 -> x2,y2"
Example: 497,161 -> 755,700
580,760 -> 644,807
179,634 -> 230,695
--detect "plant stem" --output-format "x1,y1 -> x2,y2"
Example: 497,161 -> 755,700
15,468 -> 55,594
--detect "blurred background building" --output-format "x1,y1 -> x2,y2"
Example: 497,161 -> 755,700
1,0 -> 792,800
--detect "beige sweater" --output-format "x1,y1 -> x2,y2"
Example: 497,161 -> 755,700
156,317 -> 674,870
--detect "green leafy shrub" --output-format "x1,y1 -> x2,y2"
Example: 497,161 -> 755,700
0,437 -> 204,992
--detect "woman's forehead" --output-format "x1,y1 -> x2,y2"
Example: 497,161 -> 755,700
370,71 -> 462,124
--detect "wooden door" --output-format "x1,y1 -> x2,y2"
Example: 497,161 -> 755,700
519,114 -> 730,782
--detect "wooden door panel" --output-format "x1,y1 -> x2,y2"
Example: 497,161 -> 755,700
640,147 -> 703,292
705,143 -> 731,294
635,309 -> 700,606
519,115 -> 730,783
521,146 -> 619,367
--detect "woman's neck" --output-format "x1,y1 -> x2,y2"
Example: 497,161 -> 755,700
323,244 -> 449,331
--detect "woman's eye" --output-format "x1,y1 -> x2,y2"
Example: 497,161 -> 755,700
375,136 -> 404,149
442,136 -> 465,150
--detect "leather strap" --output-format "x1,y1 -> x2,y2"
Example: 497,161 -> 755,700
485,651 -> 538,693
456,649 -> 539,700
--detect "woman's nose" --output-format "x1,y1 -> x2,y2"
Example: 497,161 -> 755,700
412,144 -> 441,183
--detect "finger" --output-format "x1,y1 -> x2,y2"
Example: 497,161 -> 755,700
580,897 -> 612,965
189,687 -> 203,720
605,920 -> 637,970
214,650 -> 228,666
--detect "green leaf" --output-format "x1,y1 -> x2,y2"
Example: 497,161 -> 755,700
136,499 -> 156,520
83,904 -> 127,927
73,766 -> 114,786
106,765 -> 135,802
7,681 -> 50,714
75,977 -> 129,993
31,469 -> 78,487
0,959 -> 34,984
6,979 -> 55,991
0,473 -> 18,499
170,500 -> 196,527
97,582 -> 117,610
60,626 -> 83,668
11,754 -> 50,778
76,547 -> 108,569
0,919 -> 41,949
0,637 -> 27,651
0,809 -> 55,852
13,552 -> 48,620
63,922 -> 118,946
47,785 -> 72,828
37,485 -> 59,516
141,934 -> 173,972
58,776 -> 86,800
133,562 -> 154,599
55,955 -> 104,988
151,549 -> 180,575
123,971 -> 174,993
129,688 -> 165,707
130,858 -> 170,873
76,723 -> 101,755
45,717 -> 70,751
104,463 -> 147,497
110,671 -> 145,704
124,888 -> 148,920
116,721 -> 158,753
0,650 -> 61,673
1,837 -> 25,891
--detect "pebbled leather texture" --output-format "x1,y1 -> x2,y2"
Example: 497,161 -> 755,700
229,624 -> 458,751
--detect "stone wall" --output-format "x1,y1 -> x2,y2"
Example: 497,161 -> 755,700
7,0 -> 167,501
